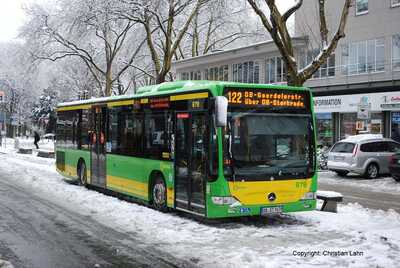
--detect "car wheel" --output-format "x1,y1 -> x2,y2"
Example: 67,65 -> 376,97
365,163 -> 379,179
335,171 -> 348,177
78,161 -> 87,186
152,176 -> 167,212
393,175 -> 400,182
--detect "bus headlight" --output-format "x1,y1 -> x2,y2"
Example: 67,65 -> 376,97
211,196 -> 241,206
301,192 -> 316,200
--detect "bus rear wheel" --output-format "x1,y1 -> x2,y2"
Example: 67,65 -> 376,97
152,176 -> 167,212
78,161 -> 87,186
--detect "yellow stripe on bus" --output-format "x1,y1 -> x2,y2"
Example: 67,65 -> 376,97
58,164 -> 91,183
170,92 -> 208,101
107,100 -> 134,107
57,104 -> 92,111
167,187 -> 174,207
106,175 -> 148,198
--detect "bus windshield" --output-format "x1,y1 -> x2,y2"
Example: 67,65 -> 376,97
225,112 -> 314,181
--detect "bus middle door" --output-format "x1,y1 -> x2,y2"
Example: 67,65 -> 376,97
90,105 -> 107,188
174,111 -> 207,215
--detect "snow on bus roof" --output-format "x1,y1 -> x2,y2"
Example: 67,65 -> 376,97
57,81 -> 309,107
57,94 -> 133,107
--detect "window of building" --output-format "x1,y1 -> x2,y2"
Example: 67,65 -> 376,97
393,34 -> 400,71
181,72 -> 189,80
180,70 -> 201,80
266,57 -> 286,83
356,0 -> 368,15
341,38 -> 385,75
233,61 -> 260,83
298,50 -> 336,79
392,0 -> 400,7
205,65 -> 228,81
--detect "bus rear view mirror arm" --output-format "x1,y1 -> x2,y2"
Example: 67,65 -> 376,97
215,96 -> 228,127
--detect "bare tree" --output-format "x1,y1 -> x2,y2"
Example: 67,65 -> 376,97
124,0 -> 206,84
22,0 -> 147,96
185,0 -> 261,57
247,0 -> 352,86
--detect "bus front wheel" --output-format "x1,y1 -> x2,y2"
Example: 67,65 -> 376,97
152,176 -> 167,212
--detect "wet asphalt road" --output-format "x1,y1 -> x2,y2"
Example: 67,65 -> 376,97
319,177 -> 400,213
0,176 -> 192,268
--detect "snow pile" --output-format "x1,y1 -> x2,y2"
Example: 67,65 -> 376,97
1,153 -> 400,267
319,171 -> 400,194
0,259 -> 14,268
0,137 -> 54,155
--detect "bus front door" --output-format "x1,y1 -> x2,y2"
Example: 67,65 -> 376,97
175,112 -> 207,215
90,106 -> 107,188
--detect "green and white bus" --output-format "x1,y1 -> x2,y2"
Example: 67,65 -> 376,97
56,81 -> 317,218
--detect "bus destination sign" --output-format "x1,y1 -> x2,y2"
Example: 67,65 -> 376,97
226,88 -> 306,109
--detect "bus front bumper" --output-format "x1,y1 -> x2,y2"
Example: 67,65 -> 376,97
206,199 -> 317,219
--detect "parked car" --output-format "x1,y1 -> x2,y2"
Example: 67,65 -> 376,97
43,133 -> 56,142
389,153 -> 400,182
327,134 -> 400,179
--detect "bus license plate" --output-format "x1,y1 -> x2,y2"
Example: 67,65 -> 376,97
261,206 -> 283,215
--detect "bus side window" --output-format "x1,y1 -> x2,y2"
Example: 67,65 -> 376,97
145,112 -> 168,160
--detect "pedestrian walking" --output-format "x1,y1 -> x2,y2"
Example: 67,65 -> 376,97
34,131 -> 40,149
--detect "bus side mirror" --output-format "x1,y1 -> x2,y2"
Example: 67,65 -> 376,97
215,96 -> 228,127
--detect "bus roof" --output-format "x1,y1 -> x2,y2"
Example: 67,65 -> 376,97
57,81 -> 309,108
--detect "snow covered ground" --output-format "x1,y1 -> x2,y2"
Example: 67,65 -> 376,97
1,141 -> 400,267
319,170 -> 400,194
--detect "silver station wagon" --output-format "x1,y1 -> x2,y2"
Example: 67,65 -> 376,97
327,134 -> 400,179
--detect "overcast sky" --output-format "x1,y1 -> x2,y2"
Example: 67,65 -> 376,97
0,0 -> 296,42
0,0 -> 27,41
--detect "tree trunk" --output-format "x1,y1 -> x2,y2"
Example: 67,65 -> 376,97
286,73 -> 304,87
156,74 -> 166,84
105,66 -> 113,96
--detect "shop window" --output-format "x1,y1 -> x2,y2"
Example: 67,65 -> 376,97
316,113 -> 333,147
340,113 -> 357,139
391,112 -> 400,142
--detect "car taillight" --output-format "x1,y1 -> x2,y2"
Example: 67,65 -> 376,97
390,155 -> 396,164
352,144 -> 358,157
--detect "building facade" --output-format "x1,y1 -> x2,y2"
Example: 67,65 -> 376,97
172,0 -> 400,146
